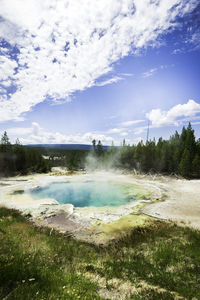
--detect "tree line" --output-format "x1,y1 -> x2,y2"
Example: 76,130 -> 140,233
0,132 -> 50,176
40,147 -> 88,171
90,123 -> 200,178
1,123 -> 200,178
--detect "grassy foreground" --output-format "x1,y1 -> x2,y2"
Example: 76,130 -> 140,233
0,207 -> 200,300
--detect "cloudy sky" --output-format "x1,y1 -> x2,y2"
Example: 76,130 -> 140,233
0,0 -> 200,145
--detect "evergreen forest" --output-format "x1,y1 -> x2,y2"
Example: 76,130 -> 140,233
0,132 -> 50,176
1,123 -> 200,178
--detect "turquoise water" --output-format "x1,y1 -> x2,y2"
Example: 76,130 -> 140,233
28,181 -> 137,207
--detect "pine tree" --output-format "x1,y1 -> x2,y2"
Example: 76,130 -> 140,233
172,149 -> 180,173
134,141 -> 143,170
192,154 -> 200,177
185,122 -> 196,162
1,131 -> 10,144
14,141 -> 28,174
180,126 -> 187,146
92,139 -> 96,151
0,131 -> 15,175
179,149 -> 191,178
15,138 -> 21,145
96,140 -> 103,157
0,131 -> 11,152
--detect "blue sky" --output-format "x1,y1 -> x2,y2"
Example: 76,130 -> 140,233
0,0 -> 200,145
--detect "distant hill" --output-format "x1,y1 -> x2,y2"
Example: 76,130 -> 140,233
25,144 -> 111,150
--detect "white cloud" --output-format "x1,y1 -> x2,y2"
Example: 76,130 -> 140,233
142,64 -> 174,78
6,122 -> 115,145
0,56 -> 18,81
0,0 -> 198,121
132,125 -> 155,136
32,122 -> 40,135
133,126 -> 147,135
7,126 -> 32,136
146,99 -> 200,127
120,132 -> 128,137
119,73 -> 134,77
191,121 -> 200,125
95,76 -> 123,87
107,127 -> 125,134
0,87 -> 7,94
142,68 -> 158,78
189,31 -> 200,50
121,119 -> 144,127
172,48 -> 183,54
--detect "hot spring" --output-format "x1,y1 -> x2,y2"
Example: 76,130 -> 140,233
26,181 -> 141,207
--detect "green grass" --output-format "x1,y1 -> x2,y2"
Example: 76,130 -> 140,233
0,207 -> 200,299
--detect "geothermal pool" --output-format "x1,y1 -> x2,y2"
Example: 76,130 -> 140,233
27,181 -> 138,207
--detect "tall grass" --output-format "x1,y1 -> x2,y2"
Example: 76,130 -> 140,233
0,207 -> 199,299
